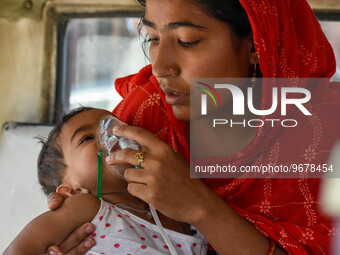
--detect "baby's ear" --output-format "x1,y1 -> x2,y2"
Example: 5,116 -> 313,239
74,187 -> 90,194
57,185 -> 90,196
56,184 -> 76,197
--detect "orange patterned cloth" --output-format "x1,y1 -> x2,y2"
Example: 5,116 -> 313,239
113,0 -> 340,254
113,66 -> 190,162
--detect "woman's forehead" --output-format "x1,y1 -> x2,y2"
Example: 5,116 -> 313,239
144,0 -> 210,28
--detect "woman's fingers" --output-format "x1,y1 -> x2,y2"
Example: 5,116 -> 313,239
63,237 -> 95,255
105,148 -> 141,166
45,246 -> 63,254
112,125 -> 163,151
106,126 -> 171,167
126,182 -> 150,204
106,147 -> 161,169
57,223 -> 95,254
46,237 -> 94,255
124,167 -> 150,184
47,192 -> 68,210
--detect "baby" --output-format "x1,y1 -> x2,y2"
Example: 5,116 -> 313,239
4,107 -> 208,255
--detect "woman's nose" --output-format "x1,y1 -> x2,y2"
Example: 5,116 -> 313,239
151,41 -> 179,79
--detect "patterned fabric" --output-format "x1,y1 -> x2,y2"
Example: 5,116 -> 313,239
113,0 -> 340,254
113,67 -> 190,162
85,199 -> 208,255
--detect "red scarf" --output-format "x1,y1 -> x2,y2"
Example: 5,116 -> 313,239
113,0 -> 340,253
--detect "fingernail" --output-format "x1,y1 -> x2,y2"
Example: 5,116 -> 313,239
84,238 -> 95,248
105,156 -> 111,164
47,196 -> 58,204
112,126 -> 120,133
85,224 -> 94,234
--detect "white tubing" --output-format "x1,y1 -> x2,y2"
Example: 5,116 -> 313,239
149,205 -> 178,255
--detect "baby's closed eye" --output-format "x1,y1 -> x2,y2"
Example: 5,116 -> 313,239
79,136 -> 94,145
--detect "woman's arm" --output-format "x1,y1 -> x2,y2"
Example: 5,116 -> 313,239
105,125 -> 287,255
4,194 -> 100,255
189,190 -> 287,255
46,193 -> 96,254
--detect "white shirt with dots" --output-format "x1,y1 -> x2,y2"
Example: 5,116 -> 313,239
85,199 -> 208,255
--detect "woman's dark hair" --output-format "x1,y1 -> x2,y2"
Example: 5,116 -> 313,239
136,0 -> 252,37
135,0 -> 252,60
37,107 -> 94,195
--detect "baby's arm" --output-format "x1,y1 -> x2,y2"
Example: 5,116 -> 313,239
3,194 -> 100,255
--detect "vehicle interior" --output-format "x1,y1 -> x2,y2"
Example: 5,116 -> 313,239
0,0 -> 339,252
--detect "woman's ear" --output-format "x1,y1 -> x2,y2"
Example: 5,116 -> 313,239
247,32 -> 259,65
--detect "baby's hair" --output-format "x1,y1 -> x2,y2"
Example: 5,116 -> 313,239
37,107 -> 94,196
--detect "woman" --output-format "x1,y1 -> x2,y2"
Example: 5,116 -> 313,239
47,0 -> 340,254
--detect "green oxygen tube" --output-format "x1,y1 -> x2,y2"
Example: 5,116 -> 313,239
96,150 -> 103,198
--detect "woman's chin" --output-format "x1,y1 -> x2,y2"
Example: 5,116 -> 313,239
173,104 -> 212,122
172,105 -> 190,122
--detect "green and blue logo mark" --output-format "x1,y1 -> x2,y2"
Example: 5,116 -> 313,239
196,82 -> 223,115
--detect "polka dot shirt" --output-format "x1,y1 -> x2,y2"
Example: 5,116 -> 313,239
85,199 -> 208,255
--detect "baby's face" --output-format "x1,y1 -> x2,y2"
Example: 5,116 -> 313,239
58,109 -> 128,195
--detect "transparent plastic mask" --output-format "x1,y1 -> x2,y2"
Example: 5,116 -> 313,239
98,114 -> 140,179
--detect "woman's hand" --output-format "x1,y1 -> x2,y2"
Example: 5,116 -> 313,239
47,192 -> 68,210
105,126 -> 289,255
105,125 -> 220,224
46,193 -> 96,254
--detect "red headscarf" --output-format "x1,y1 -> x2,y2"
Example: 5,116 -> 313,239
113,0 -> 340,253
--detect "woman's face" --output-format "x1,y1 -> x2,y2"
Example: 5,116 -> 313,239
144,0 -> 255,121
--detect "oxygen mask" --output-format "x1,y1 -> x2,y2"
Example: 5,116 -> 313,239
98,114 -> 140,179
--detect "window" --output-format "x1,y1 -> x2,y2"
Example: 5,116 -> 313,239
56,16 -> 147,120
319,20 -> 340,82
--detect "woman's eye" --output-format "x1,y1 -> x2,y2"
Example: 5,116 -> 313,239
178,40 -> 200,48
79,136 -> 94,145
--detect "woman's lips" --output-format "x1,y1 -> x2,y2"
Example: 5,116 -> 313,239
162,88 -> 189,105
